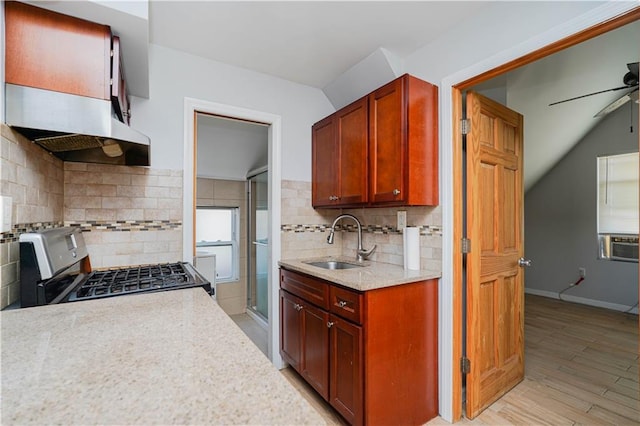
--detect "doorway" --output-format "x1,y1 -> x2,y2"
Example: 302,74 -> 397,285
450,8 -> 640,421
182,98 -> 284,367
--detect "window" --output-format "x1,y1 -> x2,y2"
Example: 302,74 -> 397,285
195,207 -> 239,282
597,152 -> 639,235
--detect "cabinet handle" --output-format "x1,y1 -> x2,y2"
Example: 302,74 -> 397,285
327,321 -> 335,328
294,303 -> 303,311
393,189 -> 401,196
337,300 -> 347,308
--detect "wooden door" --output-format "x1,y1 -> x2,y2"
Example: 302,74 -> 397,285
369,76 -> 407,204
336,98 -> 368,205
465,92 -> 525,418
280,290 -> 302,371
312,115 -> 337,207
301,303 -> 330,400
329,315 -> 363,426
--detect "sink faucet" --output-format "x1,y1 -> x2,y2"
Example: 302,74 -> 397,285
326,214 -> 377,262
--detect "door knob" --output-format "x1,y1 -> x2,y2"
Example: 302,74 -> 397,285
393,189 -> 401,196
518,257 -> 532,267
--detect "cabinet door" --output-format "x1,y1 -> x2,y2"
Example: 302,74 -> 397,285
280,290 -> 302,371
301,303 -> 330,400
369,76 -> 407,204
336,98 -> 368,206
329,315 -> 363,426
312,115 -> 338,207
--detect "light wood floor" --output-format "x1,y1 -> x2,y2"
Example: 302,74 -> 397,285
234,295 -> 639,425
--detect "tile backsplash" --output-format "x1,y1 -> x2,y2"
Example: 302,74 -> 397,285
1,124 -> 443,310
0,124 -> 184,309
281,180 -> 442,273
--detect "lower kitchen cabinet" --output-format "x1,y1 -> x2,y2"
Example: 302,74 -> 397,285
280,268 -> 438,425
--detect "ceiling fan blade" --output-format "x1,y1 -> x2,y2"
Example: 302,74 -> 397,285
594,88 -> 638,118
549,85 -> 632,106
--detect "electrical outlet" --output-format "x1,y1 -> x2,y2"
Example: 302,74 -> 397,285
397,210 -> 407,230
579,267 -> 586,278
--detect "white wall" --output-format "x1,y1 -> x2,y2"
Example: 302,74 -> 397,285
130,44 -> 334,181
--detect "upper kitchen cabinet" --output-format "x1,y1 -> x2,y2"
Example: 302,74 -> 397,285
369,75 -> 438,206
4,1 -> 131,125
311,74 -> 438,208
312,98 -> 369,208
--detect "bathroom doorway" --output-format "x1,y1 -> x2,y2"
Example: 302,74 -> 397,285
247,167 -> 269,323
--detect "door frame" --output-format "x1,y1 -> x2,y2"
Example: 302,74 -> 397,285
443,5 -> 640,422
183,97 -> 284,368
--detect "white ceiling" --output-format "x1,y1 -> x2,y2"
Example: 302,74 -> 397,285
148,1 -> 490,89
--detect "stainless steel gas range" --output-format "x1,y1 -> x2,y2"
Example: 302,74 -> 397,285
19,227 -> 212,308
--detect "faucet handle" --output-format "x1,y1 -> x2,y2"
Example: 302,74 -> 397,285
357,245 -> 377,261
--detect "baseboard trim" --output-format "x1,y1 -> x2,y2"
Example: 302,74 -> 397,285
525,288 -> 639,314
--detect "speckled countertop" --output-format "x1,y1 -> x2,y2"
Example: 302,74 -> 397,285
1,288 -> 326,425
278,256 -> 440,291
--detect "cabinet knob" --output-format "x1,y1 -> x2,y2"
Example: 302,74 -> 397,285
337,300 -> 347,308
294,303 -> 303,311
327,321 -> 335,328
393,189 -> 401,196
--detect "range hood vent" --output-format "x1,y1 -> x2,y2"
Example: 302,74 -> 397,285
5,84 -> 150,166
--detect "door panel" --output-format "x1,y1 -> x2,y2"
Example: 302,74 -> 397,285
301,303 -> 330,400
312,116 -> 337,207
280,290 -> 302,371
337,98 -> 368,205
465,92 -> 524,419
330,316 -> 363,426
369,77 -> 406,203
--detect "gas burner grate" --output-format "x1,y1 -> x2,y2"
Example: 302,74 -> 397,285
74,262 -> 195,300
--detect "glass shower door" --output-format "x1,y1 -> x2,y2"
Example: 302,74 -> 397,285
248,170 -> 268,320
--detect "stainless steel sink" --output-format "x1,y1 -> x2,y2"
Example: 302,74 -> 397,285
304,260 -> 364,270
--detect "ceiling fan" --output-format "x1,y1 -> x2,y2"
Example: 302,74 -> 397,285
549,62 -> 639,117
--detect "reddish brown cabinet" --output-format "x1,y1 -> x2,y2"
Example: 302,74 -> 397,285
5,1 -> 132,125
311,74 -> 438,208
280,267 -> 438,425
312,98 -> 369,207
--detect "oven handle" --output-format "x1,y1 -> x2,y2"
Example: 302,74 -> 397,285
49,273 -> 88,304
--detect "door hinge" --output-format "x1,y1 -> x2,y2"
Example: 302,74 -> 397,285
461,119 -> 470,135
461,238 -> 471,254
461,356 -> 471,374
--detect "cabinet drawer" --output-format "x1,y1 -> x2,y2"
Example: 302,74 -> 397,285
330,285 -> 363,324
280,269 -> 329,310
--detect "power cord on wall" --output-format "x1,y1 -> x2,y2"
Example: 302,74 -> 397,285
558,276 -> 584,301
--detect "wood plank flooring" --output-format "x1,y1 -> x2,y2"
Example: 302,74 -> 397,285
440,294 -> 639,425
235,294 -> 639,425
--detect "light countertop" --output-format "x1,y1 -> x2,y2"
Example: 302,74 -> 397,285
1,288 -> 325,425
278,257 -> 440,291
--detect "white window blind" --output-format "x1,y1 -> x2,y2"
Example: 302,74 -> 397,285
597,152 -> 639,235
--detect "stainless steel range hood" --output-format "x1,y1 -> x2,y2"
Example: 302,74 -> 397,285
5,84 -> 150,166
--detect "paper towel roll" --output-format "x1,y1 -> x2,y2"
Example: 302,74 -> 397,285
403,226 -> 420,270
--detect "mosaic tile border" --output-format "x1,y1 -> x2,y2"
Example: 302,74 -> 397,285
281,224 -> 442,236
0,220 -> 182,243
65,220 -> 182,232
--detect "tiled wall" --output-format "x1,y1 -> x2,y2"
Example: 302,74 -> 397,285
63,162 -> 183,268
281,180 -> 442,273
196,177 -> 246,315
0,124 -> 184,309
1,125 -> 65,308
